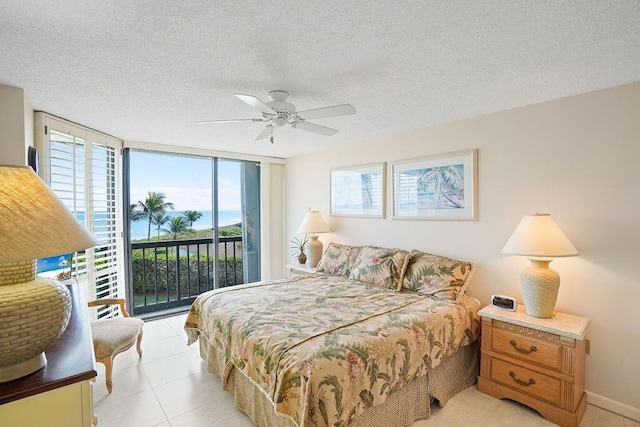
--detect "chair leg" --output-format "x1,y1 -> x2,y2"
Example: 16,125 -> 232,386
104,357 -> 114,393
136,329 -> 143,358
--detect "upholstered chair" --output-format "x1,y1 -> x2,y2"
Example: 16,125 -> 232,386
88,298 -> 143,393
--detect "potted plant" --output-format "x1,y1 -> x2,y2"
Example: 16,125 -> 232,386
290,235 -> 309,264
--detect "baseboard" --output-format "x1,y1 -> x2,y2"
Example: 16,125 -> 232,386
587,390 -> 640,422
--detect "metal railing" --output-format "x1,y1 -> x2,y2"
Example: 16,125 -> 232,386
130,236 -> 243,315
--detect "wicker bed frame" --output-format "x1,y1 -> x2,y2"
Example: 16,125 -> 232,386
197,336 -> 480,427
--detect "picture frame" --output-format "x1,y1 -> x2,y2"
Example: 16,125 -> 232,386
392,149 -> 477,221
330,163 -> 386,218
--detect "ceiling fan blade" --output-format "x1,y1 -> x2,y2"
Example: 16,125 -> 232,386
255,125 -> 273,141
196,118 -> 262,124
296,104 -> 356,120
235,94 -> 275,115
294,121 -> 339,136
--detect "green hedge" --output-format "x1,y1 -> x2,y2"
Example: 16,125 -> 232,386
131,251 -> 243,296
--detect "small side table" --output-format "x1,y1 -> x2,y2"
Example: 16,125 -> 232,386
286,262 -> 317,278
477,305 -> 590,427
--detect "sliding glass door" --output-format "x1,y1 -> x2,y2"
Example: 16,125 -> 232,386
241,161 -> 261,283
125,149 -> 260,316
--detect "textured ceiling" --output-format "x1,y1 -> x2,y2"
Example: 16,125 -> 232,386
1,1 -> 639,159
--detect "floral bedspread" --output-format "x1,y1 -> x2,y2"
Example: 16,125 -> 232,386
185,274 -> 480,427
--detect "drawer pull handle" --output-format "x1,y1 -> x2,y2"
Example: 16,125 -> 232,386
509,371 -> 536,387
509,339 -> 537,354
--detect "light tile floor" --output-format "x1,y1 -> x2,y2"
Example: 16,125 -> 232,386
94,314 -> 639,427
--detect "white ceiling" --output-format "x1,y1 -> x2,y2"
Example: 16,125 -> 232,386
1,1 -> 639,159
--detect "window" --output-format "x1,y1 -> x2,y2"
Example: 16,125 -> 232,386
36,113 -> 123,317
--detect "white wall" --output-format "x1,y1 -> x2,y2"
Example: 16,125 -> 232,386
0,84 -> 32,165
285,82 -> 640,417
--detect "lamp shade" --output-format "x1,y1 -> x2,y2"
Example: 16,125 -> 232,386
296,211 -> 330,235
502,213 -> 578,258
0,165 -> 98,263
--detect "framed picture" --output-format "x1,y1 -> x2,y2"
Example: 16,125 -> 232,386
330,163 -> 386,218
392,149 -> 477,221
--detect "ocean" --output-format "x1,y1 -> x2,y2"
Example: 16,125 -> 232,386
130,210 -> 242,240
38,210 -> 242,273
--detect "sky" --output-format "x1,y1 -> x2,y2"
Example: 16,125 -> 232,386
129,150 -> 241,211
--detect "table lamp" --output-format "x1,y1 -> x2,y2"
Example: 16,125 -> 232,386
296,210 -> 330,268
502,213 -> 578,318
0,165 -> 98,382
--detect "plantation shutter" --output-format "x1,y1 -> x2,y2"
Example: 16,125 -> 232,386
36,113 -> 124,317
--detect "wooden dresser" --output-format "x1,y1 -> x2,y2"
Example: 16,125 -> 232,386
0,283 -> 98,426
477,305 -> 590,427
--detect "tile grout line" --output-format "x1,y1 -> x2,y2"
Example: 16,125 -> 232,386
146,318 -> 173,427
144,317 -> 216,427
480,399 -> 504,426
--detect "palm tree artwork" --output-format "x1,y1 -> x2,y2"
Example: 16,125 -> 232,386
136,191 -> 175,240
415,164 -> 465,209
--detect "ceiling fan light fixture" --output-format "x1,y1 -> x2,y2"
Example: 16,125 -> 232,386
272,117 -> 288,127
199,90 -> 356,142
268,90 -> 289,101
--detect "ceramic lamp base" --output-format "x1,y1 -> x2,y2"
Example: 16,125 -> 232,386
307,235 -> 323,268
520,258 -> 560,318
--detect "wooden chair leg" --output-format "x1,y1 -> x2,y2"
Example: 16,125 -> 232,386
104,357 -> 113,394
136,330 -> 143,358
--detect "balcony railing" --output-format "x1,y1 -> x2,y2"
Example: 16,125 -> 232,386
130,236 -> 243,315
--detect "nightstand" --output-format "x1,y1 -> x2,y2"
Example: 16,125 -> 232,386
286,262 -> 317,278
477,305 -> 590,427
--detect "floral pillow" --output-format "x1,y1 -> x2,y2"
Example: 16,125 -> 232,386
349,246 -> 409,289
316,243 -> 362,277
400,251 -> 475,301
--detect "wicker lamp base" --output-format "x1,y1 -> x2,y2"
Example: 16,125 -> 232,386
0,260 -> 72,383
520,258 -> 560,319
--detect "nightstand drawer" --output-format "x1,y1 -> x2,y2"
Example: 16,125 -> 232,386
490,357 -> 561,405
492,328 -> 561,370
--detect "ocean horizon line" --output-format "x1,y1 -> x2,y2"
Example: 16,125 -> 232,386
130,209 -> 242,240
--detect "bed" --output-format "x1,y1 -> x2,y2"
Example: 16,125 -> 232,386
185,244 -> 481,427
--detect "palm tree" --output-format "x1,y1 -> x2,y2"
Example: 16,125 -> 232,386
137,192 -> 174,240
164,216 -> 190,239
130,203 -> 145,222
151,211 -> 170,239
183,210 -> 202,231
417,165 -> 465,208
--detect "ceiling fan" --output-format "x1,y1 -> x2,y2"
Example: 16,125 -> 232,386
197,90 -> 356,143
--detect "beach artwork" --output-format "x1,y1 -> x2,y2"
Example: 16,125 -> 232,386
402,164 -> 465,209
330,163 -> 385,218
392,150 -> 477,220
